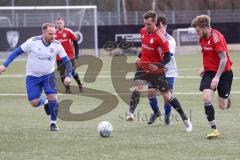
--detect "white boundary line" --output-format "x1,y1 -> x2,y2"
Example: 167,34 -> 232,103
0,6 -> 97,10
0,91 -> 240,96
1,74 -> 240,79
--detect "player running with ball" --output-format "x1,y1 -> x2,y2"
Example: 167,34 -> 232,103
127,10 -> 192,132
0,23 -> 72,131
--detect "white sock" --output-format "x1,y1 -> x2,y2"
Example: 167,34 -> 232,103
51,120 -> 56,124
44,99 -> 48,105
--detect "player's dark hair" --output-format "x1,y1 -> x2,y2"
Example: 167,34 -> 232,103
143,10 -> 157,22
56,17 -> 64,21
157,15 -> 167,27
42,23 -> 55,30
191,15 -> 211,28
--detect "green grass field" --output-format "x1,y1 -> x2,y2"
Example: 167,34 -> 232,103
0,53 -> 240,160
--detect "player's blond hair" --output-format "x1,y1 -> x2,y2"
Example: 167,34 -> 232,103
42,23 -> 55,30
191,15 -> 211,28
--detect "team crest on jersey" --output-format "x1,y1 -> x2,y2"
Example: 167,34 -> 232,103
142,35 -> 144,39
63,33 -> 66,37
208,40 -> 210,44
150,38 -> 154,44
6,31 -> 19,49
50,48 -> 54,53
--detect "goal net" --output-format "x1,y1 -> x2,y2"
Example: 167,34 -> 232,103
0,6 -> 99,57
172,27 -> 201,55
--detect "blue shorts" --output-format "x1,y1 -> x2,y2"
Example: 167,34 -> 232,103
166,77 -> 175,91
26,73 -> 57,101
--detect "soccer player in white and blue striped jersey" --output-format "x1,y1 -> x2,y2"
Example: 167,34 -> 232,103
0,23 -> 72,131
147,15 -> 178,125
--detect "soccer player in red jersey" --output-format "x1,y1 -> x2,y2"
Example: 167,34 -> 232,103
192,15 -> 233,139
55,17 -> 83,93
127,10 -> 192,132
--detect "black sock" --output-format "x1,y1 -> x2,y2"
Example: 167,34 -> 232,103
169,97 -> 188,121
129,90 -> 141,113
204,104 -> 216,129
73,72 -> 82,86
66,85 -> 71,91
60,76 -> 65,84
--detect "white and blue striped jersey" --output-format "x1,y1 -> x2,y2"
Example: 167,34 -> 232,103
20,36 -> 67,77
165,34 -> 178,77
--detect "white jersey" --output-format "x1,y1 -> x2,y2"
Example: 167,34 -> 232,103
165,34 -> 178,77
20,36 -> 67,77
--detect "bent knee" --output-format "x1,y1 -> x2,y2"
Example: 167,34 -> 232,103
219,105 -> 226,110
47,94 -> 57,101
162,91 -> 172,102
148,89 -> 157,99
203,94 -> 212,103
218,102 -> 227,110
218,97 -> 229,110
29,99 -> 39,107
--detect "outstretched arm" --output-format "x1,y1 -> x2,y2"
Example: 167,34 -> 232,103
3,47 -> 25,67
0,47 -> 25,73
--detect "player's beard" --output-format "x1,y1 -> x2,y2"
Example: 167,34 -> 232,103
50,38 -> 55,42
147,27 -> 155,34
202,32 -> 208,39
57,26 -> 64,31
49,36 -> 55,43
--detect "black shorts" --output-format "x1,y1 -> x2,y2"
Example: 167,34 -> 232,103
199,70 -> 233,98
134,67 -> 169,92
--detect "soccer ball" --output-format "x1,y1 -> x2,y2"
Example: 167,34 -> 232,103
97,121 -> 113,137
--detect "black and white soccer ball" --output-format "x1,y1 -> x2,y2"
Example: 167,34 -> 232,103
97,121 -> 113,137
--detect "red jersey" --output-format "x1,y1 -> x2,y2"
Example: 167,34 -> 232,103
140,27 -> 170,73
55,28 -> 77,60
200,29 -> 232,72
